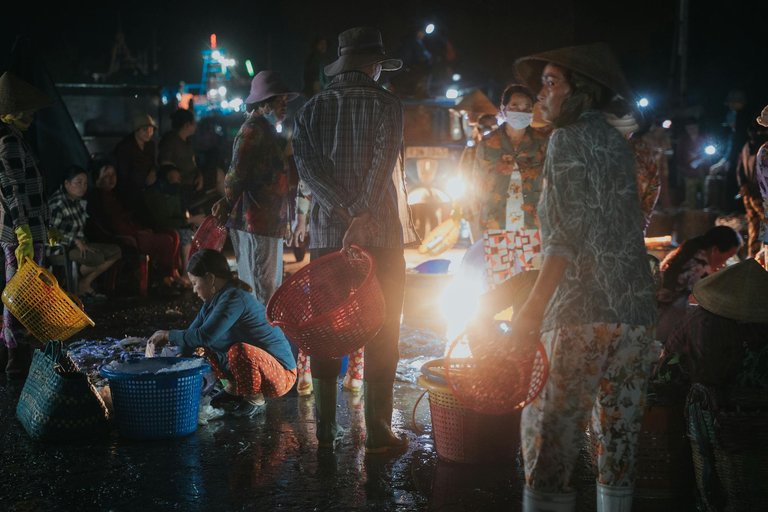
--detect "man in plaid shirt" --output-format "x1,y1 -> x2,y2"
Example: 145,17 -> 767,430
0,72 -> 51,378
293,27 -> 417,455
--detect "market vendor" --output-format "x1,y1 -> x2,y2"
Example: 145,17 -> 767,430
146,249 -> 297,418
663,258 -> 768,390
0,71 -> 52,378
511,43 -> 657,511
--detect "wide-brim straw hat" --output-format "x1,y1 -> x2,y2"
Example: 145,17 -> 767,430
0,71 -> 52,116
244,70 -> 299,104
756,105 -> 768,128
514,42 -> 633,101
324,27 -> 402,77
692,258 -> 768,323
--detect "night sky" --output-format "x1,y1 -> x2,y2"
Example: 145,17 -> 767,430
3,0 -> 766,125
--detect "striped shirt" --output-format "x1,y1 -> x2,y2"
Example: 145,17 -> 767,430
293,71 -> 416,249
0,122 -> 49,244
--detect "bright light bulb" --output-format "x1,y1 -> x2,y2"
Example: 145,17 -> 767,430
452,73 -> 461,82
208,88 -> 218,97
425,23 -> 435,34
705,145 -> 717,155
662,119 -> 672,129
637,97 -> 650,108
218,86 -> 227,96
220,100 -> 229,109
276,123 -> 283,133
446,88 -> 459,99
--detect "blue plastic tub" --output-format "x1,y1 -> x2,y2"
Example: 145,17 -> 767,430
100,357 -> 210,440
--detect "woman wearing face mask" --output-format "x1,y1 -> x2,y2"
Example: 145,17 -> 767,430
473,83 -> 551,286
211,70 -> 299,305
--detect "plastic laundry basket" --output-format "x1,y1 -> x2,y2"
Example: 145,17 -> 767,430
417,359 -> 521,464
100,357 -> 210,440
2,257 -> 94,342
267,246 -> 385,358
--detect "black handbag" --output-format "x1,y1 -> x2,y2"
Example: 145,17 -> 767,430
16,341 -> 108,441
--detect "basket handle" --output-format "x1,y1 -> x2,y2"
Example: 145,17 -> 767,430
341,244 -> 370,263
411,388 -> 429,435
32,260 -> 61,289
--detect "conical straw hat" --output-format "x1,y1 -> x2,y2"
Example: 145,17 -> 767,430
692,258 -> 768,323
0,72 -> 51,116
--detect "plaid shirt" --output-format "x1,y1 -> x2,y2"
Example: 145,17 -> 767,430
224,113 -> 293,238
293,71 -> 416,249
47,187 -> 87,247
0,122 -> 48,244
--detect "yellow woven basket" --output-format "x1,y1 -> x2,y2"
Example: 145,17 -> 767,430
1,257 -> 95,342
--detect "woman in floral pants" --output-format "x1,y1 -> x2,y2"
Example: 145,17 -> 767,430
512,45 -> 657,512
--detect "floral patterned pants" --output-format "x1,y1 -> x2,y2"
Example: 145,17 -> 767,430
521,323 -> 655,491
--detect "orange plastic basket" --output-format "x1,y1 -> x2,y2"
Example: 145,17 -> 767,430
1,258 -> 95,342
266,246 -> 385,358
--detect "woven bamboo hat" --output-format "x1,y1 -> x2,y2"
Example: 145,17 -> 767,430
0,71 -> 51,116
692,258 -> 768,323
756,105 -> 768,128
514,42 -> 633,101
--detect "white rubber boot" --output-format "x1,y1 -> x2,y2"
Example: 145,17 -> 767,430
596,483 -> 633,512
522,486 -> 577,512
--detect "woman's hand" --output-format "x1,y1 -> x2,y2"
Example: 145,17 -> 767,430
211,198 -> 231,225
146,330 -> 170,357
509,301 -> 545,350
73,239 -> 93,258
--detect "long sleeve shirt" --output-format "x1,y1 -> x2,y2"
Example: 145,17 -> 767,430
47,187 -> 87,247
114,134 -> 156,195
665,306 -> 768,389
158,131 -> 198,186
0,122 -> 48,244
224,113 -> 292,238
292,71 -> 416,249
538,111 -> 656,331
169,282 -> 296,373
754,142 -> 768,242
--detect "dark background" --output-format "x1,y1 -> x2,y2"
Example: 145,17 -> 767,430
2,0 -> 766,128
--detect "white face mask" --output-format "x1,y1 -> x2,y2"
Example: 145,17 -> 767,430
504,111 -> 533,130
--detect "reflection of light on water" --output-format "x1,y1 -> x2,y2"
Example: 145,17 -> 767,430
439,275 -> 484,348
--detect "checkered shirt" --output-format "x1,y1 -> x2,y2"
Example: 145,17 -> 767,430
0,122 -> 49,244
293,71 -> 416,249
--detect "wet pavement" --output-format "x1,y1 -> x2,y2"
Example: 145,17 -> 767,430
0,250 -> 698,511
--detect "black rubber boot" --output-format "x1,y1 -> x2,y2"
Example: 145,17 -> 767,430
314,378 -> 344,450
0,344 -> 7,373
364,381 -> 408,454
